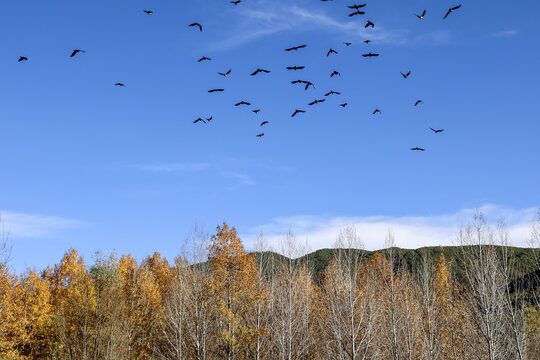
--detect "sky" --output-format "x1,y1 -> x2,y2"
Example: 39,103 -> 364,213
1,0 -> 539,272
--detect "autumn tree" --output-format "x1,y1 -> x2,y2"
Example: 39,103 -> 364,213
46,249 -> 97,360
208,222 -> 264,360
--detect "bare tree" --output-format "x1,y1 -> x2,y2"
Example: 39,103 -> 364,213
0,213 -> 12,267
269,230 -> 314,360
458,212 -> 515,360
162,224 -> 212,360
319,226 -> 377,360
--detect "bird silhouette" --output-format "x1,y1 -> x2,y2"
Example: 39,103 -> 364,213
373,109 -> 381,114
430,128 -> 444,133
304,81 -> 314,90
362,53 -> 379,57
193,118 -> 206,124
344,42 -> 352,46
251,68 -> 270,76
143,10 -> 153,15
231,0 -> 241,4
235,101 -> 251,106
309,99 -> 326,105
218,69 -> 231,77
415,100 -> 423,106
364,40 -> 371,43
401,71 -> 411,78
443,5 -> 461,19
206,116 -> 213,122
410,147 -> 425,151
348,4 -> 367,9
189,22 -> 203,31
260,121 -> 269,126
291,109 -> 305,117
325,91 -> 341,96
18,56 -> 28,62
197,56 -> 211,62
365,21 -> 374,28
339,103 -> 348,107
330,70 -> 340,77
285,44 -> 307,51
416,10 -> 426,19
256,133 -> 264,137
349,10 -> 365,16
287,66 -> 305,70
70,49 -> 85,57
208,89 -> 224,93
327,48 -> 338,56
252,109 -> 261,114
292,80 -> 314,90
115,83 -> 125,87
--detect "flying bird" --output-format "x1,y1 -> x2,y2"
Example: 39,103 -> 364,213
285,44 -> 307,51
231,0 -> 241,4
373,109 -> 381,114
197,56 -> 211,62
114,83 -> 125,87
206,116 -> 213,122
208,89 -> 224,93
291,109 -> 305,117
256,133 -> 264,138
339,103 -> 348,107
349,10 -> 365,16
70,49 -> 85,57
364,40 -> 371,43
251,68 -> 270,76
430,128 -> 444,133
443,5 -> 461,19
252,109 -> 260,114
287,66 -> 305,70
189,22 -> 203,31
362,53 -> 379,57
309,99 -> 326,105
235,101 -> 251,106
218,69 -> 231,77
416,10 -> 426,19
193,118 -> 205,124
143,10 -> 153,15
401,71 -> 411,78
260,121 -> 269,126
18,56 -> 28,62
330,70 -> 340,77
344,42 -> 352,46
348,4 -> 367,9
411,147 -> 425,151
365,21 -> 374,28
327,48 -> 338,56
325,91 -> 341,96
415,100 -> 423,106
304,81 -> 314,90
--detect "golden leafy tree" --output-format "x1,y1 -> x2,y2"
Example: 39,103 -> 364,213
46,249 -> 97,360
208,222 -> 264,360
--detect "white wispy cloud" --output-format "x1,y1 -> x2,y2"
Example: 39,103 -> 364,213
492,29 -> 518,38
131,163 -> 210,173
208,3 -> 404,51
1,211 -> 82,239
242,205 -> 538,254
221,171 -> 255,186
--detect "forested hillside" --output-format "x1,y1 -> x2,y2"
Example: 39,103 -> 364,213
0,221 -> 539,359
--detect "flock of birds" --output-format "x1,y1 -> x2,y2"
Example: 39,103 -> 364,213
16,2 -> 463,151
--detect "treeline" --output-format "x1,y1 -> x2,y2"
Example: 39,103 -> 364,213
1,215 -> 540,359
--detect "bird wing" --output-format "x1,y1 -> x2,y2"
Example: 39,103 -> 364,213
443,9 -> 451,19
452,4 -> 461,10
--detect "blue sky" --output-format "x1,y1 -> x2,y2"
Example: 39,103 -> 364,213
1,0 -> 539,272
